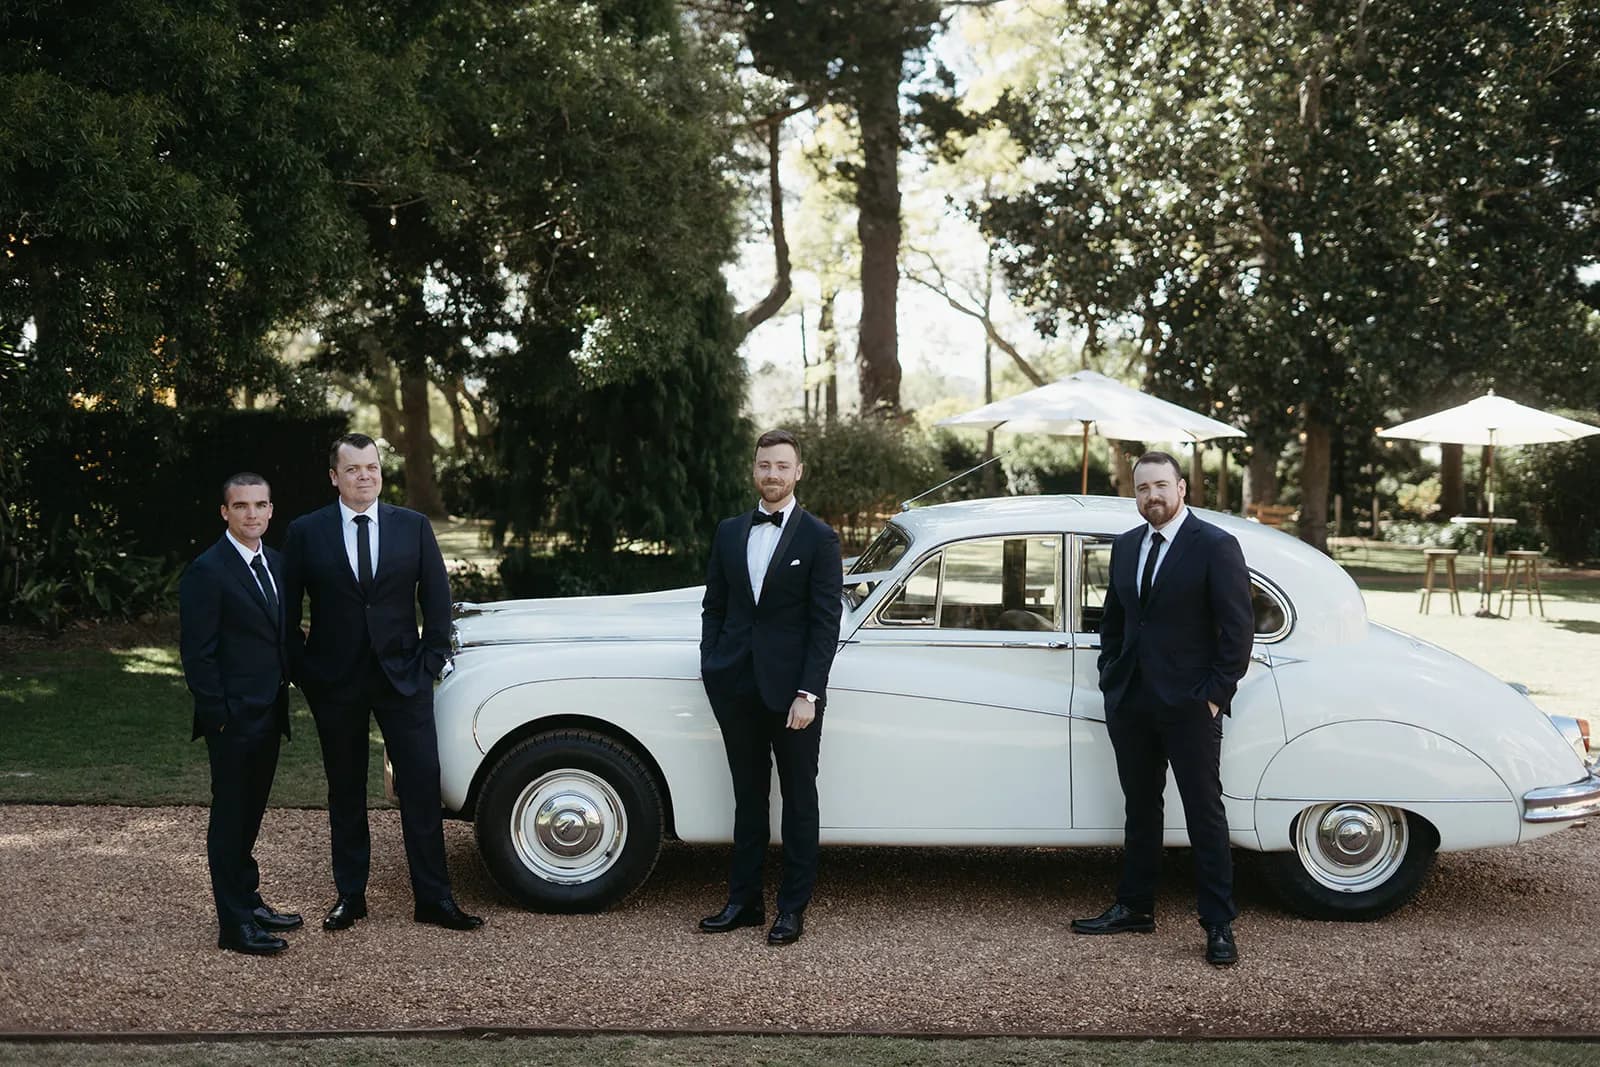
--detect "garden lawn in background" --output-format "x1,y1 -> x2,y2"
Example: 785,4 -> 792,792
0,622 -> 383,807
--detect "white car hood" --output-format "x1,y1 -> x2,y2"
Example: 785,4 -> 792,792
452,586 -> 704,648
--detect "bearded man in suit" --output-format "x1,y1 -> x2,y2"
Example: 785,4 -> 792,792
697,428 -> 843,946
1071,451 -> 1254,966
281,433 -> 482,934
179,472 -> 301,955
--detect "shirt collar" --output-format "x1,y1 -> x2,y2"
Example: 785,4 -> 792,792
1148,505 -> 1188,543
338,498 -> 378,526
224,529 -> 264,565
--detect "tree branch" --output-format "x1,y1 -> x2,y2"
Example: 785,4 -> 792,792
736,119 -> 792,334
904,251 -> 1046,387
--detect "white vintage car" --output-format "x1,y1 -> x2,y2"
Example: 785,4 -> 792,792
432,496 -> 1599,920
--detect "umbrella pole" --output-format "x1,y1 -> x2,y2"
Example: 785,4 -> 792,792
1476,440 -> 1498,618
1080,424 -> 1090,494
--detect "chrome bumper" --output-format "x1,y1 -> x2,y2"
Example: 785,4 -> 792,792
1523,771 -> 1600,823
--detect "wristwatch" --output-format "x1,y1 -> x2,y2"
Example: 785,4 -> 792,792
798,691 -> 817,704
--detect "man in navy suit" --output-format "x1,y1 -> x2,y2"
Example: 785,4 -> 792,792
282,433 -> 482,934
1071,451 -> 1254,966
698,429 -> 843,945
179,472 -> 302,955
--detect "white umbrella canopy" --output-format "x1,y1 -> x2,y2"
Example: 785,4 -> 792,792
1376,390 -> 1600,615
937,370 -> 1246,492
1376,391 -> 1600,448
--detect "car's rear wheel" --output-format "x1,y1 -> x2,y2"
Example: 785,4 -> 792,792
1267,802 -> 1436,920
474,729 -> 663,913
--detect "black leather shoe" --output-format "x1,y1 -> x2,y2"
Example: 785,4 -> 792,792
698,902 -> 766,933
766,911 -> 804,945
322,893 -> 367,931
414,898 -> 485,931
1070,903 -> 1155,935
251,904 -> 303,932
1205,922 -> 1239,966
218,922 -> 287,956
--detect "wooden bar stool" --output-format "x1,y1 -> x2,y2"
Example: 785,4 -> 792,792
1497,550 -> 1545,618
1419,549 -> 1462,615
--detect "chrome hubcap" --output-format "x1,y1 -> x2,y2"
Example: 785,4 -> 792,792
510,770 -> 627,884
1294,803 -> 1409,893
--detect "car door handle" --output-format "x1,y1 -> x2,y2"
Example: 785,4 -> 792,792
1001,640 -> 1070,649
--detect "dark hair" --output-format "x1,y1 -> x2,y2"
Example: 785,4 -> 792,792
1132,450 -> 1184,483
755,428 -> 801,462
220,471 -> 270,504
329,432 -> 379,470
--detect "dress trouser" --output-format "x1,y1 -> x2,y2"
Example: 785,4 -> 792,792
204,724 -> 281,931
712,689 -> 824,914
1106,673 -> 1237,925
310,656 -> 451,903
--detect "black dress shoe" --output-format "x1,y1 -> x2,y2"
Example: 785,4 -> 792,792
1069,903 -> 1156,935
322,893 -> 368,931
414,898 -> 485,931
251,904 -> 303,932
1205,922 -> 1239,966
218,922 -> 287,956
766,911 -> 804,945
698,902 -> 766,933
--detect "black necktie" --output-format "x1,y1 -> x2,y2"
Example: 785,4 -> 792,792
751,509 -> 782,528
1139,531 -> 1164,606
354,514 -> 374,596
250,555 -> 279,619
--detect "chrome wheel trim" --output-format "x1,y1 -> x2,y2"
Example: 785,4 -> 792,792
509,769 -> 628,885
1293,802 -> 1410,893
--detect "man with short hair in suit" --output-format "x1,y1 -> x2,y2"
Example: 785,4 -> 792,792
281,433 -> 482,933
698,428 -> 843,946
179,472 -> 302,955
1071,451 -> 1254,966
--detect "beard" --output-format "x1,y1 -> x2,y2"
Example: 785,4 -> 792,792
759,481 -> 792,502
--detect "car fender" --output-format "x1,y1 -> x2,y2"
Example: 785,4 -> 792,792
1253,720 -> 1519,852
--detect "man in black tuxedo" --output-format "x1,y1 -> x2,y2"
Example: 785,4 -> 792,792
698,428 -> 843,946
179,472 -> 302,955
282,433 -> 482,933
1072,451 -> 1254,966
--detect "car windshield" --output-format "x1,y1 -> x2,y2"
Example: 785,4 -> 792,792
849,523 -> 911,576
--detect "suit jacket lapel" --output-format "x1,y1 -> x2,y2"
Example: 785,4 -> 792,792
758,506 -> 805,603
1145,513 -> 1201,610
219,536 -> 276,626
326,503 -> 360,593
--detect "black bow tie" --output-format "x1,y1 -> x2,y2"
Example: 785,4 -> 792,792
752,509 -> 783,528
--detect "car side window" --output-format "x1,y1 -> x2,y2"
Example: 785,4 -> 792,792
877,552 -> 941,626
877,536 -> 1061,631
1076,538 -> 1114,633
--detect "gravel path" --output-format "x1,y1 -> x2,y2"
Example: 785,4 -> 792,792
1,805 -> 1596,1037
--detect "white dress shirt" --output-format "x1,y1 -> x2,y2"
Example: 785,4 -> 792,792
1135,505 -> 1188,596
746,498 -> 796,604
225,529 -> 278,603
338,498 -> 380,583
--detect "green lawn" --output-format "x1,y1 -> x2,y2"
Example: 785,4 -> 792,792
0,628 -> 385,807
0,1037 -> 1593,1067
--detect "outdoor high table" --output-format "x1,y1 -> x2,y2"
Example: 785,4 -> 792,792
1449,515 -> 1517,617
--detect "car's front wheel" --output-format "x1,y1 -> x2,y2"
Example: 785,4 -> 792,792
474,730 -> 664,913
1267,802 -> 1437,920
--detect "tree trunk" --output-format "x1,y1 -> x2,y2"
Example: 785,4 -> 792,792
1189,444 -> 1205,507
445,375 -> 471,453
1439,442 -> 1464,517
853,63 -> 903,416
363,342 -> 404,448
819,289 -> 839,423
1299,412 -> 1332,553
737,118 -> 793,335
399,367 -> 447,517
1217,449 -> 1230,513
1245,445 -> 1279,510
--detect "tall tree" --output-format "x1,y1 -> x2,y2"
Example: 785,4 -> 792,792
983,0 -> 1600,550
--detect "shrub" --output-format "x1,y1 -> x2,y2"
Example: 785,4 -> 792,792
793,417 -> 941,547
1512,421 -> 1600,564
499,547 -> 703,599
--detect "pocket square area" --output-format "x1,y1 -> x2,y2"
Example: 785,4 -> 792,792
789,558 -> 800,566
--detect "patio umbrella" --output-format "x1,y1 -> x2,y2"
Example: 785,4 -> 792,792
936,369 -> 1246,493
1376,391 -> 1600,614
